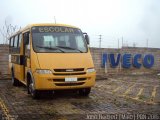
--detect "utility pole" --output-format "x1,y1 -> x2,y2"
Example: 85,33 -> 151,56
122,36 -> 123,48
146,39 -> 148,48
133,42 -> 137,47
118,38 -> 119,49
54,16 -> 56,24
99,35 -> 102,48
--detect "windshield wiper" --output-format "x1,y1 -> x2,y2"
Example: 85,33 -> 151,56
36,45 -> 65,53
56,46 -> 83,53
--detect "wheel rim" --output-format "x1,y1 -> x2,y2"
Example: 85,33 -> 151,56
11,71 -> 14,84
29,83 -> 34,96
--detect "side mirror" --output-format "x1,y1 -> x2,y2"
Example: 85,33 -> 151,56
83,33 -> 90,45
24,32 -> 29,45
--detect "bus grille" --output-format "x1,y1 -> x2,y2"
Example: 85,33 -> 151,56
54,68 -> 84,72
53,72 -> 86,76
53,68 -> 85,76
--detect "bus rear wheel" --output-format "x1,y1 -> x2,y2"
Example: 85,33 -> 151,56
78,88 -> 91,96
11,70 -> 19,86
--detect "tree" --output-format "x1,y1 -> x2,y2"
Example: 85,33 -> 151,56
0,20 -> 20,44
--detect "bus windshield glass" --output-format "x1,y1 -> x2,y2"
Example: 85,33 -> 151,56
32,26 -> 87,53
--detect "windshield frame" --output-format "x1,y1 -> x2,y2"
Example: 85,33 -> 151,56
31,26 -> 88,53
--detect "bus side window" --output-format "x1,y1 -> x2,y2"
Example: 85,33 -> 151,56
18,33 -> 22,48
11,37 -> 14,47
9,38 -> 11,47
26,33 -> 30,50
14,35 -> 18,48
9,37 -> 12,53
10,37 -> 14,53
23,32 -> 30,57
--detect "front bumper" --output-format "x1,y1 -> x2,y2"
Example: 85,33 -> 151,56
33,72 -> 96,90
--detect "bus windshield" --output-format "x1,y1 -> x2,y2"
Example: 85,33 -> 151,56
32,26 -> 88,53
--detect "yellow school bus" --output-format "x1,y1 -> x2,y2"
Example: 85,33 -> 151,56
9,23 -> 96,98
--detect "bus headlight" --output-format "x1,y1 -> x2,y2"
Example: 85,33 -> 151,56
36,69 -> 52,74
87,68 -> 95,73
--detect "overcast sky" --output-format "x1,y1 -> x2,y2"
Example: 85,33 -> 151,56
0,0 -> 160,48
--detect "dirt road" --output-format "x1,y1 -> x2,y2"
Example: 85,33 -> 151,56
0,74 -> 160,120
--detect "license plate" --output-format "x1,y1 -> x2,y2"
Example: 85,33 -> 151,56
65,77 -> 77,82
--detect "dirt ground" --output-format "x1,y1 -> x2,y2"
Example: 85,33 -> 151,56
0,74 -> 160,120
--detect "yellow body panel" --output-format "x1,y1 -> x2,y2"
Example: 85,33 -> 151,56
36,52 -> 93,69
31,51 -> 96,90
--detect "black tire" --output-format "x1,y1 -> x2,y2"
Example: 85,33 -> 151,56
28,77 -> 40,99
78,88 -> 91,96
11,70 -> 19,86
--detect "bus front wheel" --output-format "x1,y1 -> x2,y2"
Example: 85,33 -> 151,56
28,78 -> 40,99
78,88 -> 91,96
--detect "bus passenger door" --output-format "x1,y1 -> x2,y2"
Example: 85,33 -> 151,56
23,32 -> 31,83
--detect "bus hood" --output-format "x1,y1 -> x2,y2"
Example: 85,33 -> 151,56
36,53 -> 94,69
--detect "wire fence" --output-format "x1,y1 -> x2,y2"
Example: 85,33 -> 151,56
89,35 -> 159,49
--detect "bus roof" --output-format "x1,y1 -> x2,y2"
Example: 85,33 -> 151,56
9,23 -> 80,38
23,23 -> 79,30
